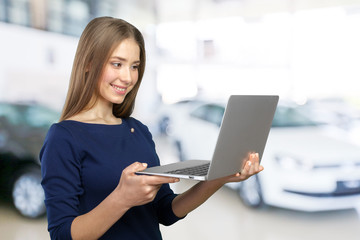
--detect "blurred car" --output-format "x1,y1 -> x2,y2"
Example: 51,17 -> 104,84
0,102 -> 59,218
303,97 -> 360,130
156,98 -> 360,212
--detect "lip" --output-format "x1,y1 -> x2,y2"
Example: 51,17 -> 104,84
111,84 -> 127,95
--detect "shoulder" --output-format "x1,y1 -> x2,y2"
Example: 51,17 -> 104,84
46,121 -> 75,138
126,117 -> 150,132
125,117 -> 155,144
40,122 -> 81,162
44,121 -> 82,147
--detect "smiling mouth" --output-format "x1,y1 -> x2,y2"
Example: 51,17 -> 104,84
111,84 -> 126,93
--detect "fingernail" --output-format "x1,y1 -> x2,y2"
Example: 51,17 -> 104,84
142,163 -> 147,167
248,161 -> 252,166
256,153 -> 259,157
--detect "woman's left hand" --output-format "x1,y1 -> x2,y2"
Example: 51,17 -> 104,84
172,152 -> 263,218
215,152 -> 264,184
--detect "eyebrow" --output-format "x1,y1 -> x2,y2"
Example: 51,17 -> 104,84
110,56 -> 140,64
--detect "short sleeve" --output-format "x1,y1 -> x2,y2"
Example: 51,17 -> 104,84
40,124 -> 84,239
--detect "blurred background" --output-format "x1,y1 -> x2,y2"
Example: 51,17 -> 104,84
1,0 -> 360,239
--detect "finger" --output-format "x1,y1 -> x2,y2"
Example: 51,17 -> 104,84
242,161 -> 264,176
250,153 -> 262,172
254,159 -> 260,171
247,154 -> 256,173
141,175 -> 180,185
243,152 -> 256,167
124,162 -> 148,175
251,153 -> 263,173
240,160 -> 251,176
242,152 -> 252,168
250,152 -> 259,163
248,161 -> 256,175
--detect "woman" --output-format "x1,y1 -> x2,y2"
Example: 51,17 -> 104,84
40,17 -> 263,240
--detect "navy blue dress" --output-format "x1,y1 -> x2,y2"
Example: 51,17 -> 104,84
40,118 -> 183,239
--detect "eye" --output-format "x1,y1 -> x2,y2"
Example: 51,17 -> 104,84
111,62 -> 121,67
131,65 -> 140,70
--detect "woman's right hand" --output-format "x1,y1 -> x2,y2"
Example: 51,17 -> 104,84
114,162 -> 179,209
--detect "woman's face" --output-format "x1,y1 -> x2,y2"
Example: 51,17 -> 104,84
98,38 -> 140,105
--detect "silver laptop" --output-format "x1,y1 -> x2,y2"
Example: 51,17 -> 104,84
138,95 -> 279,181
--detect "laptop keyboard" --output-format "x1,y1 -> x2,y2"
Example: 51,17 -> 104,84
166,163 -> 210,176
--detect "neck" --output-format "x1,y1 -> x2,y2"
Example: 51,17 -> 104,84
69,97 -> 122,125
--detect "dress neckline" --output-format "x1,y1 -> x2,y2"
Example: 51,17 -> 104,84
62,119 -> 125,127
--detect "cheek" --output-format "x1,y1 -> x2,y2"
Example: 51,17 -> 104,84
130,72 -> 139,86
98,72 -> 113,97
101,70 -> 115,84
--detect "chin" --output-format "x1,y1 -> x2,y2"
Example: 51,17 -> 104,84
112,99 -> 125,105
111,95 -> 128,105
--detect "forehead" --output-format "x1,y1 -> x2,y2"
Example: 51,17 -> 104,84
111,38 -> 140,60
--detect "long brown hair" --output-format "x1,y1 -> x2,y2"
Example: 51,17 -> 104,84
60,17 -> 146,121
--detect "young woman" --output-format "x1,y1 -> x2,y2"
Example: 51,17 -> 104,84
40,16 -> 263,240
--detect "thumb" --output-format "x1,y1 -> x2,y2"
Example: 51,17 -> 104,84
128,162 -> 148,173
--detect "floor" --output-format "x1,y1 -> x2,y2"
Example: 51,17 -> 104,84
1,136 -> 360,240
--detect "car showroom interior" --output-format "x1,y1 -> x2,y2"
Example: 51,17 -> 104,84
0,0 -> 360,239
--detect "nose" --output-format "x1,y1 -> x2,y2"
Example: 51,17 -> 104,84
119,68 -> 132,85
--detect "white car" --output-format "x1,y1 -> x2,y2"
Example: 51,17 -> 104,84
156,99 -> 360,212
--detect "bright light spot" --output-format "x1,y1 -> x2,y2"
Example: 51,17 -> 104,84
156,64 -> 198,104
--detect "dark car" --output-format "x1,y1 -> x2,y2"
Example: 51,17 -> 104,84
0,102 -> 59,218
